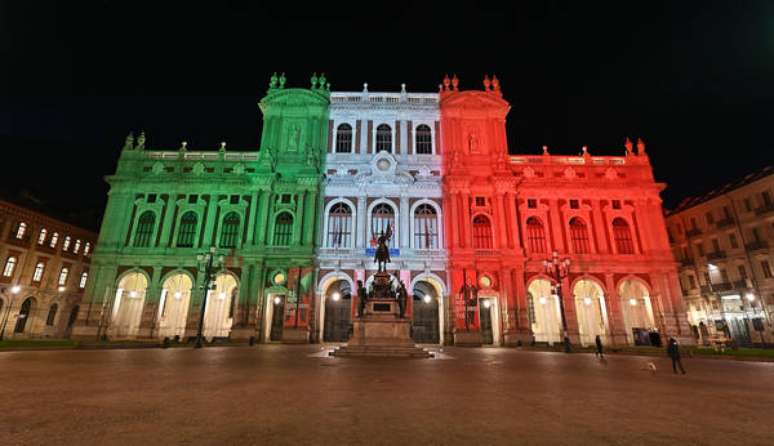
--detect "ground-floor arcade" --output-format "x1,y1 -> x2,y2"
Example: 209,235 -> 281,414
0,287 -> 81,340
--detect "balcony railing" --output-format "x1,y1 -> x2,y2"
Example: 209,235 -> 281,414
685,227 -> 702,238
745,240 -> 769,252
706,250 -> 727,261
754,203 -> 774,216
715,217 -> 735,229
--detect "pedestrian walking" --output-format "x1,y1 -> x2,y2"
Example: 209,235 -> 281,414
595,335 -> 604,359
667,337 -> 686,374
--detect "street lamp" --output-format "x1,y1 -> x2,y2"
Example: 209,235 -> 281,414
543,251 -> 572,353
0,285 -> 22,341
195,246 -> 225,349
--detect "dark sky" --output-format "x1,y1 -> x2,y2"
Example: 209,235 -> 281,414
2,1 -> 773,230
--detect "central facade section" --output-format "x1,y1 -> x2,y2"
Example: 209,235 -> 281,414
316,85 -> 448,345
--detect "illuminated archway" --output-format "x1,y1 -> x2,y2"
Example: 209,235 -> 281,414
111,272 -> 149,338
618,278 -> 656,345
572,278 -> 609,346
157,273 -> 193,339
203,273 -> 238,339
527,278 -> 562,344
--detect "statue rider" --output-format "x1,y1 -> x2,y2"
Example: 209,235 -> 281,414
357,280 -> 367,318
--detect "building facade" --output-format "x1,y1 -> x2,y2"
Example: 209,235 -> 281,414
0,200 -> 96,339
74,73 -> 693,347
316,85 -> 448,345
666,166 -> 774,346
73,74 -> 330,343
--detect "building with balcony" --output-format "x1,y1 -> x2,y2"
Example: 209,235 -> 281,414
0,200 -> 96,339
666,165 -> 774,346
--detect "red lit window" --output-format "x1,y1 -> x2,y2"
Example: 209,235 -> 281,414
613,218 -> 635,254
569,217 -> 590,254
526,217 -> 546,254
472,215 -> 493,249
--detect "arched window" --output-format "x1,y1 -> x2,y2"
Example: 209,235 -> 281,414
84,242 -> 91,255
613,218 -> 635,254
32,262 -> 45,282
335,123 -> 353,153
526,217 -> 547,254
37,228 -> 47,245
134,211 -> 156,247
219,212 -> 241,248
414,204 -> 439,249
63,236 -> 71,251
177,211 -> 198,247
472,215 -> 493,249
3,256 -> 17,277
327,203 -> 353,248
79,271 -> 89,289
569,217 -> 591,254
67,305 -> 79,328
49,232 -> 59,248
14,298 -> 34,333
73,239 -> 81,254
58,267 -> 69,286
376,124 -> 392,152
415,124 -> 432,154
15,222 -> 27,239
273,212 -> 293,246
371,203 -> 395,246
46,303 -> 58,326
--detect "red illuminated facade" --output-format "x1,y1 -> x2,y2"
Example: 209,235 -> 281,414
441,74 -> 692,347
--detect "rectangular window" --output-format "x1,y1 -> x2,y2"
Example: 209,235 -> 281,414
752,227 -> 761,242
723,206 -> 731,220
281,194 -> 292,204
720,268 -> 729,284
695,243 -> 704,257
527,199 -> 537,209
188,195 -> 198,204
711,239 -> 720,252
688,275 -> 697,289
763,191 -> 773,207
475,197 -> 486,207
682,247 -> 690,260
762,260 -> 773,279
690,217 -> 698,229
744,198 -> 752,212
729,233 -> 739,249
612,200 -> 621,210
705,211 -> 714,225
703,271 -> 712,286
569,199 -> 579,209
230,195 -> 240,204
738,265 -> 747,279
147,194 -> 157,203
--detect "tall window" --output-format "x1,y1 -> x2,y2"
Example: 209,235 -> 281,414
14,298 -> 34,333
73,239 -> 81,254
58,267 -> 69,286
177,211 -> 198,247
762,260 -> 773,279
569,217 -> 590,254
415,124 -> 432,154
472,215 -> 493,249
613,217 -> 635,254
220,212 -> 241,248
414,204 -> 439,249
327,203 -> 353,248
134,211 -> 156,247
79,271 -> 88,289
84,242 -> 91,255
336,123 -> 353,153
15,222 -> 27,239
46,303 -> 58,326
273,212 -> 293,246
37,228 -> 47,245
32,262 -> 45,282
63,236 -> 71,251
371,203 -> 395,246
376,124 -> 392,152
526,217 -> 546,254
50,232 -> 59,248
3,257 -> 17,277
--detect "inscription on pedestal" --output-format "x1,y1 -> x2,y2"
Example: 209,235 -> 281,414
373,303 -> 391,312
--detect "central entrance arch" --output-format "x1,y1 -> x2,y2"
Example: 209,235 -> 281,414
203,273 -> 237,340
572,279 -> 609,347
110,272 -> 148,338
158,273 -> 193,339
323,280 -> 352,342
412,281 -> 439,344
527,278 -> 562,345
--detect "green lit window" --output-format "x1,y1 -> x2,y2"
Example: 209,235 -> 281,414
273,212 -> 293,246
134,211 -> 156,247
220,212 -> 241,248
177,211 -> 198,247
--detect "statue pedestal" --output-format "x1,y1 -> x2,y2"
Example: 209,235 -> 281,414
454,329 -> 483,347
333,272 -> 430,358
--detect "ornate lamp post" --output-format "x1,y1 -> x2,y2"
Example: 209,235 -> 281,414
543,251 -> 572,353
195,247 -> 225,349
0,285 -> 21,341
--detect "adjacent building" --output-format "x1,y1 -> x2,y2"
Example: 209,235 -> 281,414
666,165 -> 774,346
0,200 -> 96,339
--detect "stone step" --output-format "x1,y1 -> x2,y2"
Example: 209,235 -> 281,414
331,345 -> 432,358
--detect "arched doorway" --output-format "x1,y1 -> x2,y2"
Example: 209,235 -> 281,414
412,281 -> 439,344
203,273 -> 237,340
158,273 -> 193,339
14,297 -> 36,333
527,279 -> 562,344
65,305 -> 79,338
618,279 -> 656,345
573,279 -> 609,346
323,280 -> 352,342
111,272 -> 148,338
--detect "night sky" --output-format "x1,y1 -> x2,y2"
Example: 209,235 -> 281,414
2,1 -> 773,230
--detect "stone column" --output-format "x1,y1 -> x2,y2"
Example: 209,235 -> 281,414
356,194 -> 367,249
293,192 -> 306,245
604,273 -> 628,346
399,194 -> 409,249
246,191 -> 259,245
461,192 -> 472,248
202,195 -> 219,248
496,192 -> 508,249
449,192 -> 460,249
591,200 -> 609,253
138,267 -> 162,338
303,190 -> 317,246
560,275 -> 580,344
256,190 -> 271,245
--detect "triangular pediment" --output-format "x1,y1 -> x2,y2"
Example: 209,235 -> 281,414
440,91 -> 509,110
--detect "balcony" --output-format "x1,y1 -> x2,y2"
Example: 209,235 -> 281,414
712,282 -> 734,292
715,217 -> 734,229
685,227 -> 702,238
754,203 -> 774,216
733,279 -> 748,289
706,250 -> 727,261
745,240 -> 769,252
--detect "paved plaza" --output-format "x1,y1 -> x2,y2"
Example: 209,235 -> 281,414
1,345 -> 772,445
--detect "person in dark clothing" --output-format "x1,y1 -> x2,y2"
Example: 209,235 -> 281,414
594,335 -> 604,358
667,337 -> 686,374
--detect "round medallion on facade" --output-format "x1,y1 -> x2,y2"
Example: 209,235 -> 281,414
271,270 -> 287,286
479,275 -> 492,289
376,158 -> 391,172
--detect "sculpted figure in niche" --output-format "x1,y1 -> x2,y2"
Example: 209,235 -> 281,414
468,132 -> 479,153
288,125 -> 302,150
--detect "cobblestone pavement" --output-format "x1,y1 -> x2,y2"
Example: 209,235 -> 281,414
1,345 -> 772,445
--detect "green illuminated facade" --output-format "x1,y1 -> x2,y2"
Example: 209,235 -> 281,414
73,74 -> 330,342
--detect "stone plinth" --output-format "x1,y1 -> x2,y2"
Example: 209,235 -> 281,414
281,327 -> 309,344
454,330 -> 483,347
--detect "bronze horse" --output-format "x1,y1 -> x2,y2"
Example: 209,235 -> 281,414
374,224 -> 393,272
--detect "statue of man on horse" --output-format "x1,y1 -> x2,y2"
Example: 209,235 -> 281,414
374,224 -> 393,272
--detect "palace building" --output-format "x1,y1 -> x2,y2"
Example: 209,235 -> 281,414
73,73 -> 693,347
